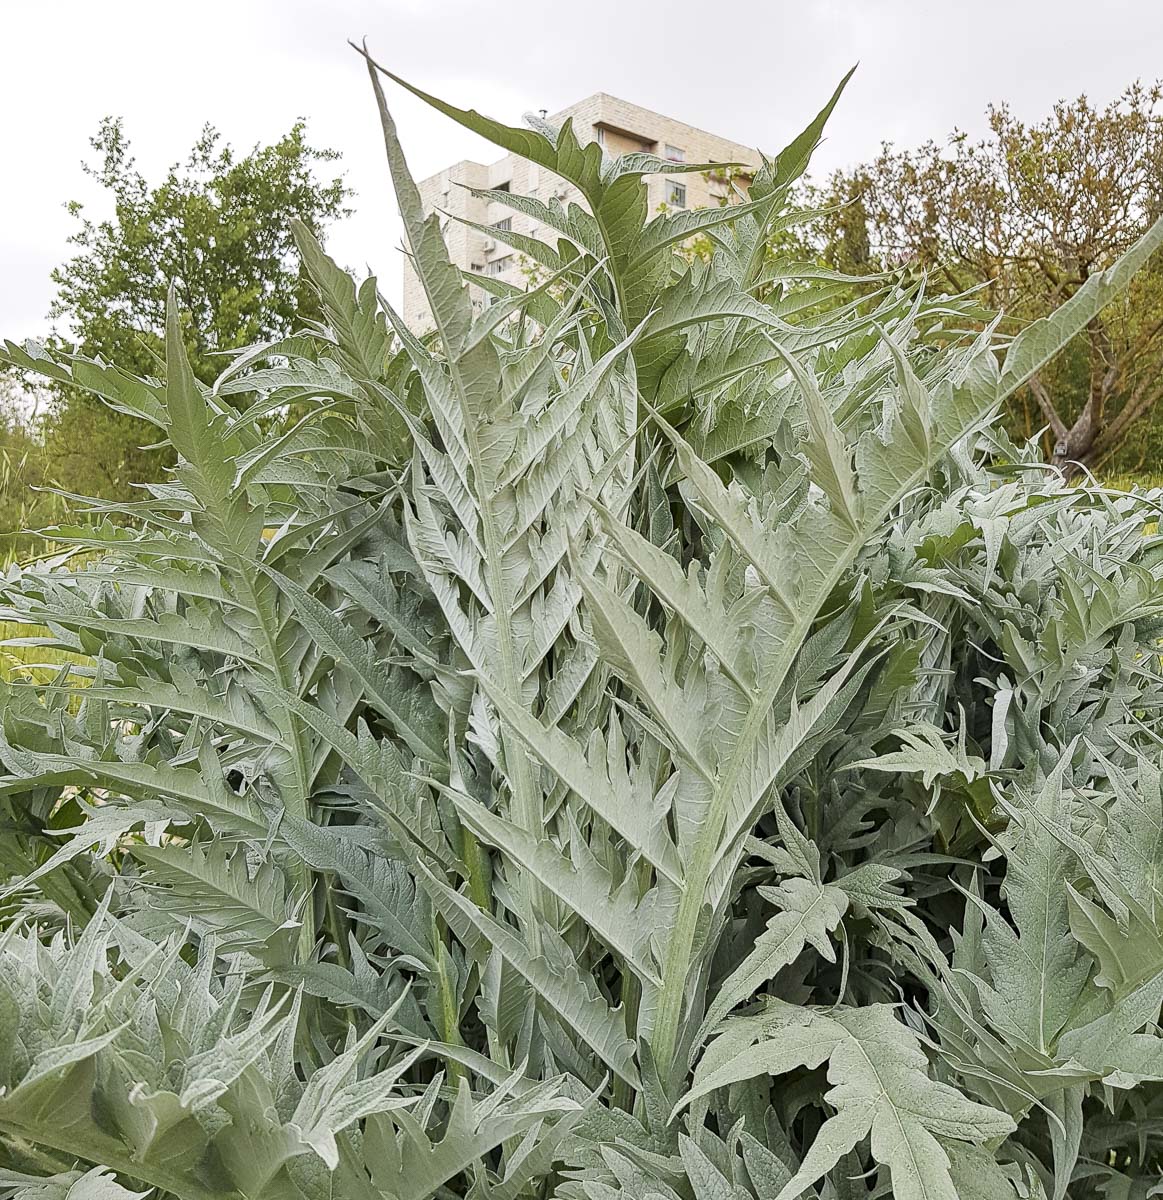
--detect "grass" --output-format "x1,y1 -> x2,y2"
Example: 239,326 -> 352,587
0,619 -> 88,685
1101,470 -> 1163,491
0,545 -> 92,685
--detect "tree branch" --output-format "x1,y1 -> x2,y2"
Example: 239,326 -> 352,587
1028,374 -> 1068,441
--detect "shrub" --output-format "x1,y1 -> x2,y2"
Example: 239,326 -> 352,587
2,47 -> 1163,1199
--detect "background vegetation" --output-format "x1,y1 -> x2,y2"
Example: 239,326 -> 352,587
816,82 -> 1163,476
1,118 -> 349,552
5,77 -> 1162,559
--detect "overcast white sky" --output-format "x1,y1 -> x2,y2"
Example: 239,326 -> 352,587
4,0 -> 1162,344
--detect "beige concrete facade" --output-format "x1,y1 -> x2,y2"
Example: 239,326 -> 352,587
403,93 -> 761,330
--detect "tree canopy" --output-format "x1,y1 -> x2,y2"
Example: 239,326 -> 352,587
819,82 -> 1163,475
8,117 -> 352,517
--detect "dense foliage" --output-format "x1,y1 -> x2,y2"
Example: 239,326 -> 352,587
1,118 -> 350,540
819,82 -> 1163,476
2,50 -> 1163,1198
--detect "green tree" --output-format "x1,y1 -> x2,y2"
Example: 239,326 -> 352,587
38,117 -> 352,499
820,83 -> 1163,475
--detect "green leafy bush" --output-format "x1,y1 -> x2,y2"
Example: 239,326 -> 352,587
2,48 -> 1163,1198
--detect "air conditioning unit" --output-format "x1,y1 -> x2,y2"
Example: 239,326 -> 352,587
483,237 -> 497,252
554,184 -> 569,201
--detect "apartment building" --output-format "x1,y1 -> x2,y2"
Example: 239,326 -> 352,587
403,92 -> 762,330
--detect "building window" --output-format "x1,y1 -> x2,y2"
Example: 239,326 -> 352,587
494,180 -> 510,193
596,127 -> 606,147
486,256 -> 513,276
492,217 -> 512,233
665,144 -> 685,162
470,262 -> 483,273
666,181 -> 687,208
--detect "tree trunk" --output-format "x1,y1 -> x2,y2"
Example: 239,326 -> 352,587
1043,319 -> 1117,479
1050,412 -> 1100,479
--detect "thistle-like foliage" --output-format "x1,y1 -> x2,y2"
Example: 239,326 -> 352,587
2,47 -> 1163,1200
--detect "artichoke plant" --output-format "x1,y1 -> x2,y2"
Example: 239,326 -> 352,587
2,45 -> 1163,1199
